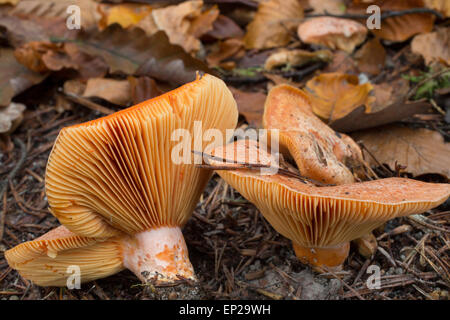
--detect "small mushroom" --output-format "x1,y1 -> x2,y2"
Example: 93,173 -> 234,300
206,140 -> 450,271
263,84 -> 366,185
5,74 -> 239,286
297,17 -> 367,53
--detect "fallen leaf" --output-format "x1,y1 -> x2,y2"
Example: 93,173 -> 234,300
13,41 -> 108,79
329,78 -> 432,132
136,0 -> 218,53
304,72 -> 375,123
411,28 -> 450,66
354,37 -> 386,75
98,3 -> 152,30
206,38 -> 244,67
423,0 -> 450,17
0,48 -> 46,106
82,78 -> 131,106
0,102 -> 26,134
264,49 -> 333,70
353,125 -> 450,178
348,0 -> 435,42
205,14 -> 244,40
128,76 -> 162,105
323,50 -> 358,74
297,17 -> 367,53
0,0 -> 19,4
229,87 -> 267,127
11,0 -> 100,31
70,25 -> 211,86
244,0 -> 304,50
0,14 -> 48,47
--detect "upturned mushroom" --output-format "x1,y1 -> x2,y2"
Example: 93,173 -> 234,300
263,84 -> 367,185
5,74 -> 238,286
206,140 -> 450,271
297,17 -> 367,53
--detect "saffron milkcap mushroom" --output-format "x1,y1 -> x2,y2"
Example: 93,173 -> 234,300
206,140 -> 450,271
5,226 -> 124,286
297,17 -> 367,53
263,84 -> 366,185
6,74 -> 238,285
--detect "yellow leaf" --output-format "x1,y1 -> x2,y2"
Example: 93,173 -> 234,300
99,3 -> 152,29
304,72 -> 375,123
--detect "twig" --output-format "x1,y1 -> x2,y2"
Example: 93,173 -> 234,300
323,266 -> 366,300
305,8 -> 444,20
406,68 -> 450,101
59,92 -> 115,115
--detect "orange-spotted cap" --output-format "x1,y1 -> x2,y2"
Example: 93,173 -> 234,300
4,226 -> 123,286
206,140 -> 450,249
263,84 -> 366,185
45,73 -> 238,238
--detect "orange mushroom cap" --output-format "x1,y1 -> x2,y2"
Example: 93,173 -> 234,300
7,74 -> 239,286
297,17 -> 367,53
5,226 -> 123,287
263,84 -> 366,185
206,140 -> 450,269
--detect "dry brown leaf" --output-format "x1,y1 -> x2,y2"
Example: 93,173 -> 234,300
229,87 -> 267,128
206,14 -> 244,40
354,37 -> 386,75
73,25 -> 211,86
11,0 -> 100,31
206,38 -> 244,67
349,0 -> 435,42
353,125 -> 450,178
0,0 -> 19,4
244,0 -> 304,50
82,78 -> 131,105
136,0 -> 218,53
304,72 -> 375,123
297,17 -> 367,53
264,49 -> 333,70
13,41 -> 108,79
411,28 -> 450,66
98,3 -> 152,30
0,102 -> 26,134
329,78 -> 432,132
0,48 -> 46,106
424,0 -> 450,17
128,76 -> 162,105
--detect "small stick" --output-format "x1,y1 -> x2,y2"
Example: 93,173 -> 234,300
0,138 -> 27,204
304,8 -> 444,20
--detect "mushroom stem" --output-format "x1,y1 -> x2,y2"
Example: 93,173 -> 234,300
121,227 -> 195,284
292,241 -> 350,272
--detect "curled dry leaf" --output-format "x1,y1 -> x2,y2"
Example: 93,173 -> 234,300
353,125 -> 450,178
136,0 -> 219,53
82,78 -> 131,106
244,0 -> 304,50
229,87 -> 267,128
411,28 -> 450,66
0,48 -> 46,106
72,25 -> 211,86
297,17 -> 367,53
264,49 -> 333,70
0,102 -> 26,134
304,72 -> 375,123
354,37 -> 386,75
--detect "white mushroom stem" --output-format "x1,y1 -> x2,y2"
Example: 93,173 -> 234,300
121,227 -> 196,284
